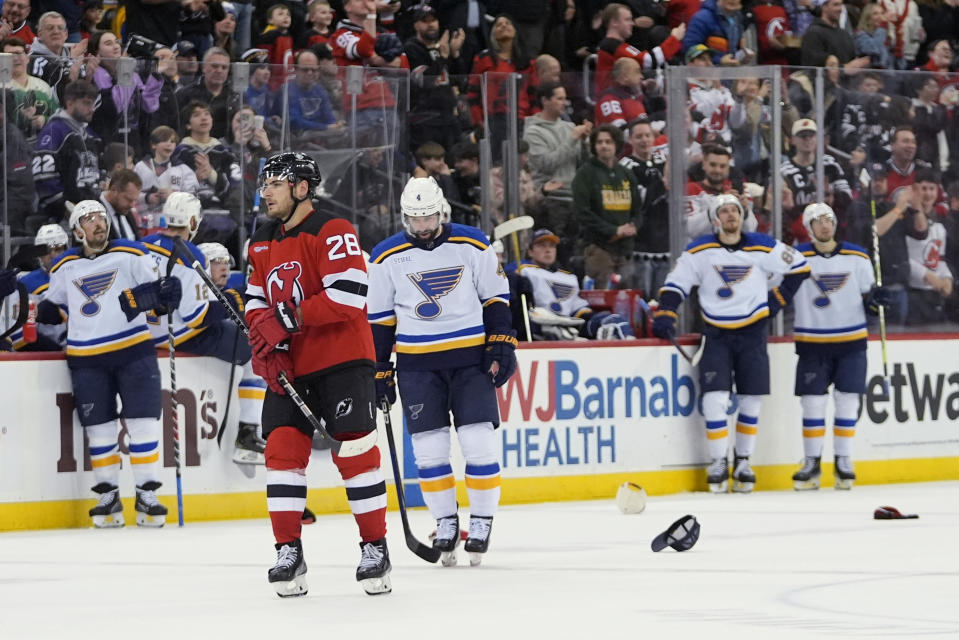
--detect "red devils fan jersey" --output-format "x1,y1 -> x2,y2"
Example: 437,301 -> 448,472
246,211 -> 374,378
751,3 -> 791,65
595,35 -> 681,92
329,20 -> 408,112
594,84 -> 646,128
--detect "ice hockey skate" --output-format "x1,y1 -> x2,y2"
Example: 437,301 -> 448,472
834,455 -> 856,490
706,457 -> 729,493
432,515 -> 461,567
792,456 -> 822,490
134,481 -> 168,527
731,454 -> 755,493
89,482 -> 124,528
268,538 -> 308,598
464,516 -> 493,567
356,538 -> 391,595
233,422 -> 266,465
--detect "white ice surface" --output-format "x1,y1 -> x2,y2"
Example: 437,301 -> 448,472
3,482 -> 958,639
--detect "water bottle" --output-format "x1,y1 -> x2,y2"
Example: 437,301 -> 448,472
613,290 -> 630,320
632,294 -> 645,336
582,275 -> 594,290
23,300 -> 37,344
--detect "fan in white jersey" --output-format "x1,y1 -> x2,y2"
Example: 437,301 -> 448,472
652,194 -> 811,493
367,176 -> 516,567
38,200 -> 183,528
516,229 -> 634,340
790,203 -> 893,490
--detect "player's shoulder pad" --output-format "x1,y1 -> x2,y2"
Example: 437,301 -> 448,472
370,231 -> 413,264
742,232 -> 777,251
49,247 -> 83,273
838,242 -> 871,261
795,241 -> 815,256
686,234 -> 721,253
226,271 -> 246,291
447,223 -> 491,251
108,239 -> 150,256
516,260 -> 538,274
20,268 -> 50,294
250,218 -> 281,244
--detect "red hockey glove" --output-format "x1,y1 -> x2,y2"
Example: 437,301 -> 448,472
249,301 -> 300,357
252,347 -> 294,395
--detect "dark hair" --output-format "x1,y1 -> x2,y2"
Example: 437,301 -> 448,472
294,48 -> 318,65
1,37 -> 28,51
947,181 -> 959,200
416,141 -> 446,161
626,116 -> 652,136
88,30 -> 114,57
535,80 -> 564,108
180,100 -> 211,133
914,167 -> 939,185
267,3 -> 289,20
452,141 -> 479,161
702,143 -> 732,159
891,125 -> 915,144
311,43 -> 333,61
63,79 -> 98,103
489,14 -> 529,69
108,167 -> 142,191
589,123 -> 624,156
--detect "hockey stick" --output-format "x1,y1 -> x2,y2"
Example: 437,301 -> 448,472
493,215 -> 534,241
168,236 -> 374,457
859,169 -> 890,394
165,245 -> 185,527
637,298 -> 704,366
380,399 -> 441,563
216,328 -> 240,448
0,282 -> 29,341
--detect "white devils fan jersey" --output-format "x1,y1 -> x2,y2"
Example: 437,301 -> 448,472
661,233 -> 810,328
792,242 -> 874,352
245,211 -> 375,378
516,261 -> 591,318
367,223 -> 510,370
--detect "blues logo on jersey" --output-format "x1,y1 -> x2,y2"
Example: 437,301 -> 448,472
74,270 -> 118,316
409,266 -> 465,319
714,265 -> 752,298
810,273 -> 850,307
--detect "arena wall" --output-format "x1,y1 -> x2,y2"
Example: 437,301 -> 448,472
2,336 -> 958,531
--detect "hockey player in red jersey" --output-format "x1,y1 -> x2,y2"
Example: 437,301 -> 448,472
245,152 -> 390,598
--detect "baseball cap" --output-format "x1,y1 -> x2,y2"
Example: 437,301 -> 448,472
868,162 -> 889,178
241,48 -> 270,64
791,118 -> 818,136
222,2 -> 238,17
173,40 -> 198,58
530,228 -> 560,246
651,514 -> 700,552
684,44 -> 715,64
412,4 -> 437,21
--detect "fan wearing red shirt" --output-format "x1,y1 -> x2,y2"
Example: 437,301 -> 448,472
595,3 -> 684,93
594,57 -> 647,129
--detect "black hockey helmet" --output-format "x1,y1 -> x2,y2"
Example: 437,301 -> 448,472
258,152 -> 322,196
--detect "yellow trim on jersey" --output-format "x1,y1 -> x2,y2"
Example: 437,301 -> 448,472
840,249 -> 870,261
108,246 -> 146,257
743,245 -> 773,253
396,335 -> 486,354
184,304 -> 210,329
483,297 -> 508,307
448,236 -> 489,250
688,242 -> 720,254
790,265 -> 812,274
706,428 -> 728,440
464,476 -> 501,490
703,308 -> 769,329
802,250 -> 816,257
34,283 -> 49,295
736,423 -> 758,435
794,330 -> 869,343
157,325 -> 208,348
372,243 -> 414,264
371,316 -> 398,326
130,452 -> 160,465
771,287 -> 786,307
238,388 -> 266,400
66,332 -> 153,357
419,476 -> 456,492
803,428 -> 826,437
91,455 -> 121,468
834,427 -> 856,438
50,254 -> 80,273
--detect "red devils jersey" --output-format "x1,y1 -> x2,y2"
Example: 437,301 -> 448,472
246,211 -> 374,378
329,20 -> 408,112
752,3 -> 791,65
595,35 -> 681,93
594,85 -> 646,128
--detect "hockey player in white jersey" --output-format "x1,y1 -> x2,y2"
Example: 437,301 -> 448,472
141,194 -> 267,465
10,224 -> 70,351
652,194 -> 811,492
368,177 -> 517,567
790,203 -> 893,490
39,200 -> 183,527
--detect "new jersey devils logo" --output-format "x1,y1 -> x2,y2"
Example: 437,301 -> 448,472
266,261 -> 305,305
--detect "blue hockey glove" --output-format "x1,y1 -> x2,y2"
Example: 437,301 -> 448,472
374,33 -> 404,62
767,287 -> 786,318
0,269 -> 16,299
482,331 -> 518,388
651,309 -> 677,340
375,362 -> 396,407
865,286 -> 894,315
586,312 -> 635,340
158,276 -> 182,312
118,277 -> 181,321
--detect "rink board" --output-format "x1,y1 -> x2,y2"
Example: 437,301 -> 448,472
2,336 -> 959,530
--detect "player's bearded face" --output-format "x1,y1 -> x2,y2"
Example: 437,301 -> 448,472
407,213 -> 441,239
78,213 -> 109,250
810,216 -> 835,242
716,205 -> 741,233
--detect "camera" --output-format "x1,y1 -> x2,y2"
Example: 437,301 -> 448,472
126,34 -> 162,60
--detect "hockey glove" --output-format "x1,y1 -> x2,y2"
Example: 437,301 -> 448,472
586,312 -> 635,340
865,286 -> 894,316
767,287 -> 787,318
252,347 -> 294,395
374,32 -> 404,62
0,269 -> 16,299
481,331 -> 518,388
651,309 -> 677,340
249,301 -> 301,357
118,277 -> 181,321
375,362 -> 397,407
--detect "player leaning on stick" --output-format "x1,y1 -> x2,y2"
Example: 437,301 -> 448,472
367,176 -> 517,567
652,194 -> 811,493
790,203 -> 893,490
245,152 -> 390,598
40,200 -> 182,527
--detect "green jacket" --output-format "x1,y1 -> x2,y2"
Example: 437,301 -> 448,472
572,157 -> 643,256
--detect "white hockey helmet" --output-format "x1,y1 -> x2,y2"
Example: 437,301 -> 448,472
197,242 -> 235,267
400,176 -> 449,235
163,192 -> 203,238
802,202 -> 837,238
68,200 -> 110,244
35,223 -> 70,249
709,193 -> 745,226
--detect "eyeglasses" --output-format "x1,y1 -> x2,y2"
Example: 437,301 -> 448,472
42,24 -> 67,32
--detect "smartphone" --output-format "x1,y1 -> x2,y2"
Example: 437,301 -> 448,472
254,115 -> 264,130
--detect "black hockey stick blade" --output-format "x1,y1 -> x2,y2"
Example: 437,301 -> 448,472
380,400 -> 441,563
690,334 -> 706,366
668,335 -> 695,364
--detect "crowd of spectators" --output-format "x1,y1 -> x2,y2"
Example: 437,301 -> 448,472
2,0 -> 959,335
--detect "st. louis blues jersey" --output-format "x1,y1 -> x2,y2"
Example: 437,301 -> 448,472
10,267 -> 66,350
141,234 -> 216,347
46,240 -> 159,365
516,261 -> 591,318
793,242 -> 874,354
368,224 -> 510,371
661,232 -> 810,329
